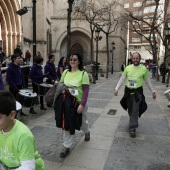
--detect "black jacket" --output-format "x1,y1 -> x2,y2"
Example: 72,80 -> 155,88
120,86 -> 147,117
54,89 -> 82,134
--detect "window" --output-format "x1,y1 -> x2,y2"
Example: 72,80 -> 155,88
124,3 -> 129,8
133,2 -> 142,7
133,11 -> 142,16
133,20 -> 142,25
134,46 -> 141,50
144,6 -> 155,14
132,29 -> 141,33
132,38 -> 141,42
143,34 -> 154,40
145,0 -> 155,5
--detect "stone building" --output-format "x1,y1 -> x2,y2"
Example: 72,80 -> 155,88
0,0 -> 127,72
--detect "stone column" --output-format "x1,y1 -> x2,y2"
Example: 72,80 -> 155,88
1,30 -> 8,56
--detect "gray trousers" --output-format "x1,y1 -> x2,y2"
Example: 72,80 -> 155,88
126,93 -> 142,130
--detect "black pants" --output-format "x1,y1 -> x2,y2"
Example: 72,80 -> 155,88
32,83 -> 44,107
126,93 -> 142,130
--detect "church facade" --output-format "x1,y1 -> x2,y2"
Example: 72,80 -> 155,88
0,0 -> 127,72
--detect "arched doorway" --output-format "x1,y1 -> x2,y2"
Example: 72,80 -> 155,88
71,43 -> 83,58
0,0 -> 22,56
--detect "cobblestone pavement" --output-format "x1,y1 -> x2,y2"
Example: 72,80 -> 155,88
19,73 -> 170,170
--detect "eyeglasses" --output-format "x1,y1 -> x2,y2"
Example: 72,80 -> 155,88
70,58 -> 78,62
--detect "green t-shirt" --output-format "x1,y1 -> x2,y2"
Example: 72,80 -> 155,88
60,69 -> 89,102
122,64 -> 149,89
0,120 -> 45,170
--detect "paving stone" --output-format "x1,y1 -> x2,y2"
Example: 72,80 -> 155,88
104,115 -> 170,170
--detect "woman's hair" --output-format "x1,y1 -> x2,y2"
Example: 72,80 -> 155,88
58,56 -> 66,66
0,91 -> 16,116
35,56 -> 44,64
68,53 -> 83,71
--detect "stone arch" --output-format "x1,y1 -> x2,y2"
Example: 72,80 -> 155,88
57,27 -> 91,64
0,0 -> 22,56
56,27 -> 91,51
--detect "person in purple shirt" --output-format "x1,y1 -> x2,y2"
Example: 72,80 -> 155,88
6,54 -> 25,94
0,61 -> 4,90
44,54 -> 57,84
56,56 -> 66,80
6,54 -> 26,116
29,56 -> 46,114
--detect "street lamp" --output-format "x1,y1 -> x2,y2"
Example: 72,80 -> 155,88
94,28 -> 102,80
110,42 -> 115,74
16,0 -> 37,63
67,0 -> 74,58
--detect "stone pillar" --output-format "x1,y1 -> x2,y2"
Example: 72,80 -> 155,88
8,31 -> 12,55
1,30 -> 8,56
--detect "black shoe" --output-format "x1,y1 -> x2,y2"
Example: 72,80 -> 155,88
29,109 -> 37,114
47,104 -> 52,107
60,147 -> 70,158
168,105 -> 170,108
85,132 -> 90,141
40,106 -> 47,110
130,129 -> 136,138
20,112 -> 27,116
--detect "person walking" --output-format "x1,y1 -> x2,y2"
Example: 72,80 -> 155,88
56,53 -> 90,158
14,45 -> 25,61
56,56 -> 66,80
114,52 -> 156,138
150,60 -> 156,79
0,91 -> 45,170
44,54 -> 57,84
121,62 -> 126,72
166,62 -> 170,87
29,56 -> 47,114
6,54 -> 27,116
25,50 -> 31,65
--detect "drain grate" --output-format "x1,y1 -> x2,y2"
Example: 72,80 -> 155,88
147,164 -> 170,170
107,109 -> 117,115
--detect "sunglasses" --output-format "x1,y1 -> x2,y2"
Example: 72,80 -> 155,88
70,58 -> 78,62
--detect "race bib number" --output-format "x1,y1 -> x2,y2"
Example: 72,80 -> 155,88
68,87 -> 78,96
128,80 -> 137,88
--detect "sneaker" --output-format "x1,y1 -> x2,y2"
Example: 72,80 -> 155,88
40,106 -> 47,110
84,132 -> 90,141
60,147 -> 70,158
20,112 -> 27,116
29,109 -> 37,114
130,129 -> 136,138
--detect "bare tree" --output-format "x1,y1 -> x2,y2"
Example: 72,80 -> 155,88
75,0 -> 123,79
120,0 -> 165,80
94,1 -> 123,78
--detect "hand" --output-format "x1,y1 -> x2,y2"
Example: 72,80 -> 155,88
77,104 -> 84,114
114,89 -> 118,96
152,92 -> 156,99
